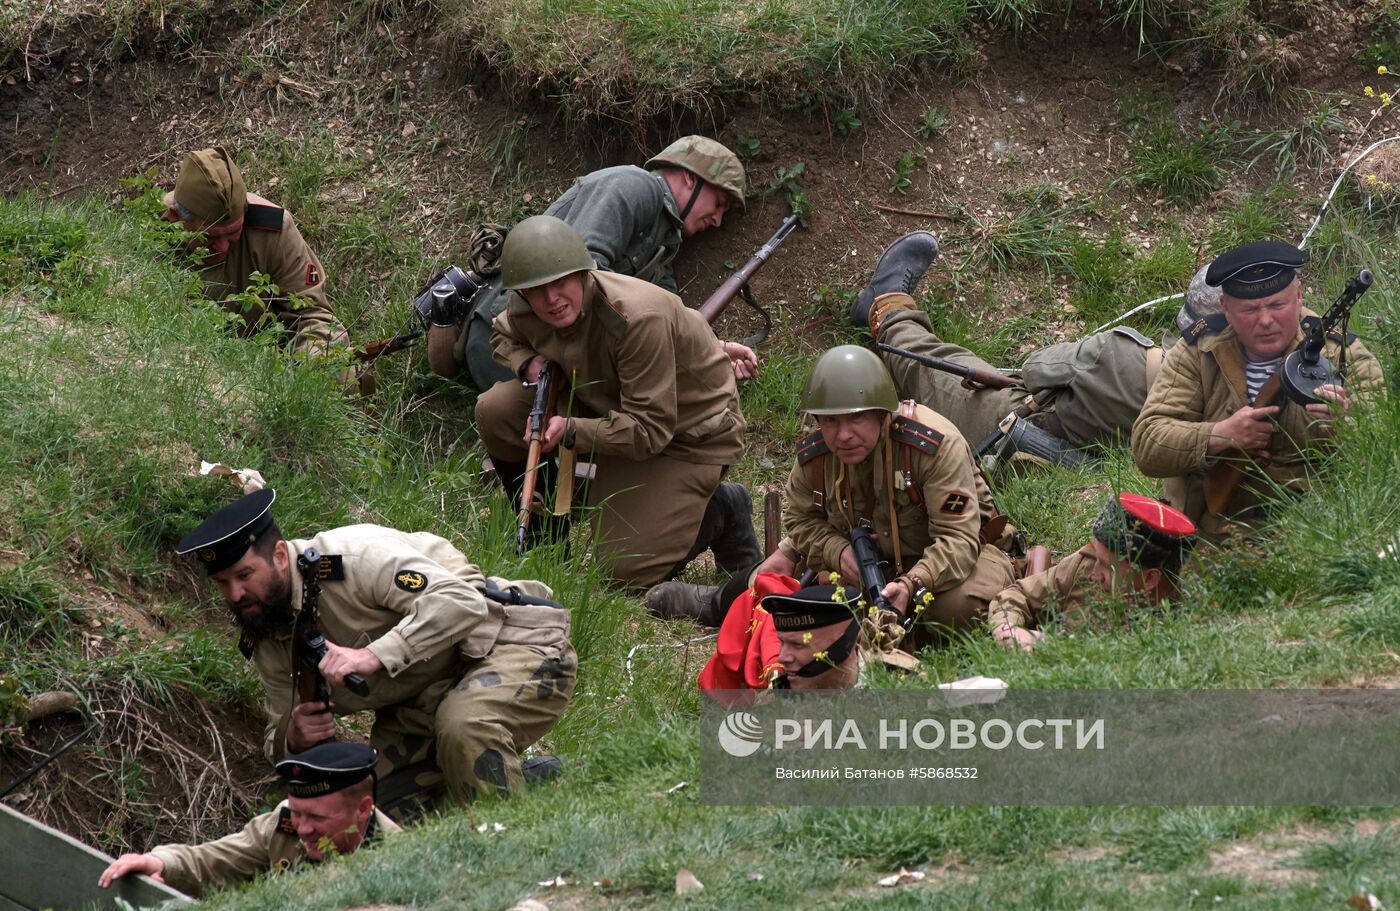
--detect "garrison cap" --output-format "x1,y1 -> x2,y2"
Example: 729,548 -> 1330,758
165,147 -> 247,225
1205,241 -> 1307,300
763,584 -> 861,632
175,488 -> 277,574
276,742 -> 377,797
1093,492 -> 1197,574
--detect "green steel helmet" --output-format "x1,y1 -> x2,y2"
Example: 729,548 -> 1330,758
800,346 -> 899,415
499,215 -> 596,290
644,136 -> 747,207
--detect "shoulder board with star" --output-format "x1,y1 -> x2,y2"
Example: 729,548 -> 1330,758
277,805 -> 297,835
796,430 -> 829,466
889,415 -> 945,457
1180,312 -> 1228,345
237,632 -> 255,661
245,202 -> 285,232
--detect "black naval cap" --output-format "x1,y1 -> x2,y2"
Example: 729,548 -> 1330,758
175,488 -> 277,574
1205,240 -> 1307,300
762,584 -> 861,632
276,742 -> 378,798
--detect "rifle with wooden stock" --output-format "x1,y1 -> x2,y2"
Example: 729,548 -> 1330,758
353,329 -> 423,363
516,364 -> 560,554
516,214 -> 800,547
698,212 -> 800,346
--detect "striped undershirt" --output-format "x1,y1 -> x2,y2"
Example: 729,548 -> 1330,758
1245,355 -> 1282,404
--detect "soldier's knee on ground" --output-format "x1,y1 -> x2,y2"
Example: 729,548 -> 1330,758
474,379 -> 535,460
909,545 -> 1016,644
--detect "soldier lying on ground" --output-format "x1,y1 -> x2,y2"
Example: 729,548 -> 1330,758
852,231 -> 1224,465
175,488 -> 573,815
475,215 -> 762,591
1132,240 -> 1384,540
425,136 -> 760,389
987,493 -> 1198,652
162,147 -> 350,355
98,743 -> 396,898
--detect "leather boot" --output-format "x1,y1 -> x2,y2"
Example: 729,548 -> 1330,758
849,231 -> 940,334
706,482 -> 763,573
645,581 -> 725,626
522,754 -> 564,785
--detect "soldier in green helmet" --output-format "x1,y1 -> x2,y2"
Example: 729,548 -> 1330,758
779,345 -> 1015,637
475,215 -> 762,591
426,136 -> 759,390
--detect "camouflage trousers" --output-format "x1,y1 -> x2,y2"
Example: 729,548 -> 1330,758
372,642 -> 576,814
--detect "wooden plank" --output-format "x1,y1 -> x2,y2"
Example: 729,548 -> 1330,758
0,802 -> 190,909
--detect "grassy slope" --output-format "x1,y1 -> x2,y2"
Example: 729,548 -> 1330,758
7,1 -> 1400,906
6,160 -> 1400,909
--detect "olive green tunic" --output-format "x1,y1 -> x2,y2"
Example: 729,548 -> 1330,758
197,193 -> 349,354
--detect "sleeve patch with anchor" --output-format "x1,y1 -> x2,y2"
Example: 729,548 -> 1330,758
395,570 -> 428,592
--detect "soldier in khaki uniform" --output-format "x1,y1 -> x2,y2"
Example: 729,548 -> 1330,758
174,489 -> 573,811
1132,241 -> 1383,539
426,136 -> 756,390
475,216 -> 761,590
163,147 -> 350,355
782,346 -> 1014,639
988,493 -> 1198,651
99,743 -> 397,898
850,232 -> 1224,463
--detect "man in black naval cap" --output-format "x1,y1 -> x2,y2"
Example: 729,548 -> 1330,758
765,585 -> 864,690
1133,240 -> 1383,538
99,742 -> 398,897
173,488 -> 574,813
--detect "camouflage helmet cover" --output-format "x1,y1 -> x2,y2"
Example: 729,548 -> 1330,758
644,136 -> 747,208
499,215 -> 596,291
1175,264 -> 1224,335
801,345 -> 899,415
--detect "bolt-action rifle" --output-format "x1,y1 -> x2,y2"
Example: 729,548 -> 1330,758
1203,269 -> 1373,515
353,329 -> 423,363
698,213 -> 800,347
516,214 -> 799,547
516,364 -> 560,554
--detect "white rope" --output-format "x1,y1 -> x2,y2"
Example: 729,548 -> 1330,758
623,635 -> 717,693
1090,291 -> 1184,334
1299,133 -> 1400,250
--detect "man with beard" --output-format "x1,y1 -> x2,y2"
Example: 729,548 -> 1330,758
163,147 -> 350,355
175,488 -> 574,812
99,743 -> 398,897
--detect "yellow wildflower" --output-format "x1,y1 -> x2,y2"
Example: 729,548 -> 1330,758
827,571 -> 841,585
812,650 -> 830,664
1381,65 -> 1390,75
1368,174 -> 1379,185
1384,92 -> 1393,106
802,631 -> 813,645
1365,86 -> 1376,97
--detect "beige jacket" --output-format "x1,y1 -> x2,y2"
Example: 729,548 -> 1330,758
150,802 -> 399,897
491,271 -> 744,465
1132,311 -> 1381,536
986,545 -> 1097,631
252,525 -> 568,763
783,404 -> 982,594
199,193 -> 349,353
